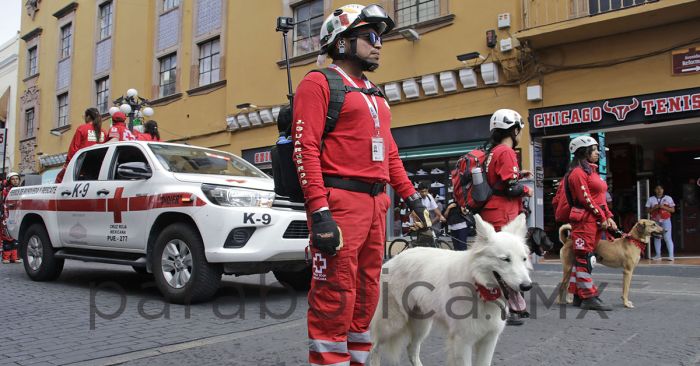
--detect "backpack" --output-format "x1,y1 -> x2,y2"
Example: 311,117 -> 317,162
450,148 -> 493,213
552,172 -> 577,222
271,68 -> 385,203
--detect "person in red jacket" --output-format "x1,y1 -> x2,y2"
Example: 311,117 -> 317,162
107,111 -> 137,141
293,5 -> 429,365
566,135 -> 617,311
1,172 -> 21,264
479,108 -> 532,326
136,120 -> 161,141
55,108 -> 106,183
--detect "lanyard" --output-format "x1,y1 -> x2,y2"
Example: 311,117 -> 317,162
329,64 -> 381,131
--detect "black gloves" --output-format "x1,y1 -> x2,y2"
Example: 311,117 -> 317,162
506,181 -> 525,197
311,210 -> 343,256
407,193 -> 432,229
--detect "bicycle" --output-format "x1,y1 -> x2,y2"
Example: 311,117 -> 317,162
386,227 -> 452,260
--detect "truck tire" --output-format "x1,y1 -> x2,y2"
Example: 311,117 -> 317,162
273,266 -> 311,291
152,224 -> 221,304
21,223 -> 64,281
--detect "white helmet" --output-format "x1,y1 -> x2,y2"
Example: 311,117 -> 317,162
7,172 -> 19,180
318,4 -> 394,56
490,109 -> 524,131
569,135 -> 598,154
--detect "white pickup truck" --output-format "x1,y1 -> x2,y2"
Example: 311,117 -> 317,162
6,141 -> 311,303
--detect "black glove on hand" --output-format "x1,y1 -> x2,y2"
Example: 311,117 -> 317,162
407,193 -> 432,229
311,210 -> 343,256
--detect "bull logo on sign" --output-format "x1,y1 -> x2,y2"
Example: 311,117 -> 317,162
603,98 -> 640,122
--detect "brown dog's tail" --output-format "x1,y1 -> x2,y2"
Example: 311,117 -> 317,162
559,224 -> 572,245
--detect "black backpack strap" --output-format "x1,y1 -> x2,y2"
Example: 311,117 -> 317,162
310,68 -> 346,137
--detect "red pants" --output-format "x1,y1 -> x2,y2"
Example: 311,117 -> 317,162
307,188 -> 389,366
479,205 -> 519,232
2,240 -> 18,262
568,218 -> 603,299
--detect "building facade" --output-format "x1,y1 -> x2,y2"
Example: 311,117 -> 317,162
0,34 -> 19,177
15,0 -> 700,249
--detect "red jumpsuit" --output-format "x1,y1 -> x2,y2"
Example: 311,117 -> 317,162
1,184 -> 18,262
294,69 -> 414,366
479,144 -> 530,231
55,123 -> 107,183
566,164 -> 612,299
136,133 -> 160,141
108,122 -> 137,141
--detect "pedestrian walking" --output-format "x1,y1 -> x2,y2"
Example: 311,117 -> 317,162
443,200 -> 471,250
2,172 -> 21,264
292,4 -> 430,365
55,108 -> 107,183
566,135 -> 617,311
646,184 -> 675,261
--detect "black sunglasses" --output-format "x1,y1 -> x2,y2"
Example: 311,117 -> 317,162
353,32 -> 382,45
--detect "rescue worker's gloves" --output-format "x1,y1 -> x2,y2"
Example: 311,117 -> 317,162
407,193 -> 432,230
311,210 -> 343,256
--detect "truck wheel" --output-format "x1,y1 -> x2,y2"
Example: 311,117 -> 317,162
152,224 -> 221,304
273,266 -> 311,291
21,223 -> 64,281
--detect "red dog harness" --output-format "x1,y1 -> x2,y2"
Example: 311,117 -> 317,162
476,283 -> 503,302
623,233 -> 646,252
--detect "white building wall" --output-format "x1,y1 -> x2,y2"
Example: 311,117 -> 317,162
0,34 -> 19,175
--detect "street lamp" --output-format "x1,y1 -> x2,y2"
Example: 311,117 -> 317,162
112,88 -> 154,131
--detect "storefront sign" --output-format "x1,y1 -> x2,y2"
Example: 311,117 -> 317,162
254,151 -> 272,164
529,87 -> 700,136
672,47 -> 700,76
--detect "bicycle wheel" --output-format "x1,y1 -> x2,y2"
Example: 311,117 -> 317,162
387,239 -> 410,259
437,239 -> 453,251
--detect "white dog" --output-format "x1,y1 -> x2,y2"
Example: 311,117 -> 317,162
369,214 -> 532,366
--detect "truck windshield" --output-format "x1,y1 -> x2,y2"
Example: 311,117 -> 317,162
148,144 -> 268,178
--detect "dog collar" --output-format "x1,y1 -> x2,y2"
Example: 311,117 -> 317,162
623,233 -> 646,252
476,283 -> 502,302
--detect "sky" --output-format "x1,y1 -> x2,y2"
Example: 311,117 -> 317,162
0,0 -> 21,45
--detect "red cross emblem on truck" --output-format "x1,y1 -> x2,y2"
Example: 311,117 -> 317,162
107,187 -> 127,223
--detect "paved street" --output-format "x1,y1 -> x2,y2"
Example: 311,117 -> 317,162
1,260 -> 699,366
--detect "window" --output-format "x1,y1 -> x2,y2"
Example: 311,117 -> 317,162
75,147 -> 108,181
292,0 -> 324,56
111,146 -> 150,180
57,93 -> 69,127
27,46 -> 38,76
588,0 -> 658,15
96,78 -> 110,114
25,108 -> 35,138
149,144 -> 268,177
159,53 -> 177,97
163,0 -> 180,12
198,38 -> 220,86
99,1 -> 113,40
60,23 -> 72,59
395,0 -> 440,28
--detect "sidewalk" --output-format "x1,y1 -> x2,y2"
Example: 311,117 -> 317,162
541,256 -> 700,266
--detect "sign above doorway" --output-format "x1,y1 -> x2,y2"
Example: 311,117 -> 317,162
672,47 -> 700,76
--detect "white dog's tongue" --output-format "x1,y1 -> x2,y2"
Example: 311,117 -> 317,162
507,289 -> 527,311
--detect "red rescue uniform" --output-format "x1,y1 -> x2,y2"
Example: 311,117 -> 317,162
108,121 -> 137,141
294,69 -> 414,366
479,144 -> 530,231
1,184 -> 19,262
566,164 -> 612,299
136,132 -> 160,141
55,123 -> 107,183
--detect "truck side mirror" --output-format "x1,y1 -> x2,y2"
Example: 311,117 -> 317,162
117,162 -> 152,180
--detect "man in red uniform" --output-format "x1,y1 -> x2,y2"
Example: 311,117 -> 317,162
566,135 -> 617,311
107,111 -> 137,141
1,172 -> 21,263
55,108 -> 107,183
293,4 -> 430,365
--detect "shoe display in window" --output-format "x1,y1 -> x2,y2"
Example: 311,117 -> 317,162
430,181 -> 445,188
416,169 -> 428,176
430,168 -> 445,175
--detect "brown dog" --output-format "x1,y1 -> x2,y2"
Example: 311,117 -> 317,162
557,219 -> 664,308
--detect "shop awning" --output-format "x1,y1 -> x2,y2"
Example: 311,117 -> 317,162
398,142 -> 485,160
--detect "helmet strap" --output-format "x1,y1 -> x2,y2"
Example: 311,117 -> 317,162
348,38 -> 379,72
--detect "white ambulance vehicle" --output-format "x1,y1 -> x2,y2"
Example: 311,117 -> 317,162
6,141 -> 310,303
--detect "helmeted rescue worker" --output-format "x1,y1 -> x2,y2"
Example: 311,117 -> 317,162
55,107 -> 107,183
292,4 -> 430,365
479,109 -> 532,326
137,120 -> 161,141
2,172 -> 21,264
107,111 -> 137,141
566,135 -> 616,311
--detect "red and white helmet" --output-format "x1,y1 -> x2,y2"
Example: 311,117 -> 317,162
569,135 -> 598,154
489,109 -> 524,131
7,172 -> 19,180
318,4 -> 394,56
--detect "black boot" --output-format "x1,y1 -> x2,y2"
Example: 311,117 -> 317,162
573,294 -> 582,307
506,312 -> 524,326
581,296 -> 613,311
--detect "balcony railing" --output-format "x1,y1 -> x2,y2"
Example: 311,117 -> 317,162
522,0 -> 659,30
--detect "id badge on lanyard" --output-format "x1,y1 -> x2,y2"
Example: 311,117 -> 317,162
329,64 -> 384,161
